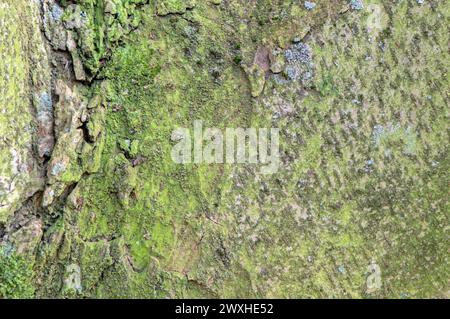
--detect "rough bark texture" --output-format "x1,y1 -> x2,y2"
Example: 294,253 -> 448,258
0,0 -> 448,298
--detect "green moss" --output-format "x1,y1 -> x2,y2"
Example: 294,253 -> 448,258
17,0 -> 449,299
156,0 -> 196,16
0,245 -> 35,299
